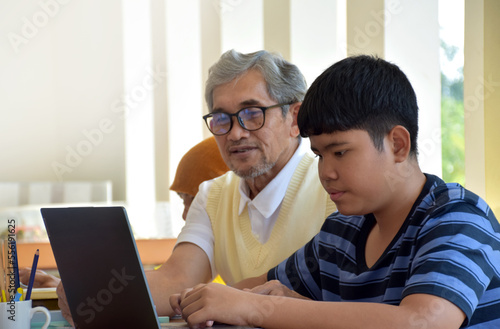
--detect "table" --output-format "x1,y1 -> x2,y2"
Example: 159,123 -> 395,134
30,288 -> 59,310
31,311 -> 259,328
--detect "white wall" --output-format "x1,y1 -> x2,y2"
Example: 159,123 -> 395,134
291,0 -> 347,87
0,0 -> 127,200
384,0 -> 442,176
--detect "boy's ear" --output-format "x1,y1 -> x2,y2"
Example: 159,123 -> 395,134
388,125 -> 411,162
289,102 -> 301,137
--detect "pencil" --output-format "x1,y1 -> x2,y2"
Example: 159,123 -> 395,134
0,240 -> 6,297
25,249 -> 39,301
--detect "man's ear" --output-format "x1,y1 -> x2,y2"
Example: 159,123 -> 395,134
289,102 -> 301,137
388,125 -> 411,162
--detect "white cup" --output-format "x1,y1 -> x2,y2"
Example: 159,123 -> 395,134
0,299 -> 51,329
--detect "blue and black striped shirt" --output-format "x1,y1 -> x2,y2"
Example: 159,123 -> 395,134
268,174 -> 500,328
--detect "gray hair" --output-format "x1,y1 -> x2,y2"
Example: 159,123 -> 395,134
205,49 -> 307,115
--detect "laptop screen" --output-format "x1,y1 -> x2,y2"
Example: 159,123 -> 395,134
41,206 -> 160,329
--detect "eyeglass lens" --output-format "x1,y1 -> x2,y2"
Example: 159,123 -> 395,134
208,107 -> 265,135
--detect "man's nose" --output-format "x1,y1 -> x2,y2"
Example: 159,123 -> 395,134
226,117 -> 250,140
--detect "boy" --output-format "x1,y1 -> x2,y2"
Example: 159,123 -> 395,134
171,55 -> 500,329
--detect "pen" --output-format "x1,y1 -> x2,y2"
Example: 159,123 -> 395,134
25,249 -> 39,301
11,240 -> 20,290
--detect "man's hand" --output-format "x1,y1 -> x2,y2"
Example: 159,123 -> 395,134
247,280 -> 310,300
56,281 -> 75,327
19,267 -> 61,288
146,242 -> 213,316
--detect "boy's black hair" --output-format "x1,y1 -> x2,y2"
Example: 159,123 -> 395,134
298,55 -> 419,156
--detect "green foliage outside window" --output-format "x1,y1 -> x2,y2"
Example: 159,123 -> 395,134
441,41 -> 465,186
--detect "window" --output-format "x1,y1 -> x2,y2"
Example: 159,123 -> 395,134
439,0 -> 465,185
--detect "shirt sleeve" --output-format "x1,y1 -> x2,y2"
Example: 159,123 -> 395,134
267,233 -> 324,300
175,179 -> 218,279
403,202 -> 500,325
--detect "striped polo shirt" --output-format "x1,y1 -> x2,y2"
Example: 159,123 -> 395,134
268,174 -> 500,328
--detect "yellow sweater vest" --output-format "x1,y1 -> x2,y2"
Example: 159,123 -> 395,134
206,153 -> 336,286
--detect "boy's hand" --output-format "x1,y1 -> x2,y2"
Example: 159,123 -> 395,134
169,287 -> 193,316
247,280 -> 310,300
173,283 -> 256,328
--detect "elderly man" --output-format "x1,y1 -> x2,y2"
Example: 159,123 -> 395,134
58,49 -> 335,319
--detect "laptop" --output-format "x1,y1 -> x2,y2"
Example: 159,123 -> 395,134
41,206 -> 161,329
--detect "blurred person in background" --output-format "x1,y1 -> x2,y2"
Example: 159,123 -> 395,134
169,136 -> 229,220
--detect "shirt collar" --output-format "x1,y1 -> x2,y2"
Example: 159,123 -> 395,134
238,138 -> 309,216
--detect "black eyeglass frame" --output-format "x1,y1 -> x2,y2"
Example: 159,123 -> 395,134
202,102 -> 293,136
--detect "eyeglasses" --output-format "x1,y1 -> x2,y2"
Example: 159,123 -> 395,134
203,102 -> 292,136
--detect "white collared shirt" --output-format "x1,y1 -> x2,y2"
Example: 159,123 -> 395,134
175,138 -> 310,278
